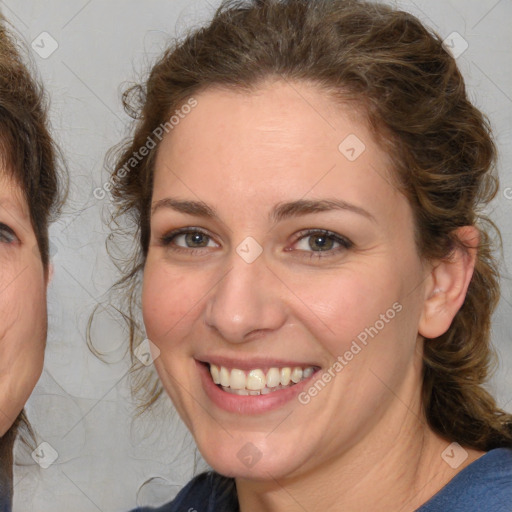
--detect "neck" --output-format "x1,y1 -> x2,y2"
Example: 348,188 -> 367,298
236,394 -> 484,512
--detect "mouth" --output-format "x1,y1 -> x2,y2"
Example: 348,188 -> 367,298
206,362 -> 320,396
196,359 -> 322,415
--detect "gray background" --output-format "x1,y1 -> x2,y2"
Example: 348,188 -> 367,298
1,0 -> 510,510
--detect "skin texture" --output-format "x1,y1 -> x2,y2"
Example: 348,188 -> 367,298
142,80 -> 485,511
0,171 -> 47,436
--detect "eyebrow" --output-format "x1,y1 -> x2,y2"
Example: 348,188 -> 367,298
151,197 -> 376,224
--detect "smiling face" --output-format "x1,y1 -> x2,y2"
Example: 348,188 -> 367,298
142,80 -> 433,480
0,170 -> 47,436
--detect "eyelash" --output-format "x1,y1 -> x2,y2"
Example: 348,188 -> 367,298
159,227 -> 353,259
0,222 -> 17,244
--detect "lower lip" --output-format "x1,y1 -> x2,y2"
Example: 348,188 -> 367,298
197,361 -> 318,415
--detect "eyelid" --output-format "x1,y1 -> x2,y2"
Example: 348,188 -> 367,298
0,222 -> 19,244
160,227 -> 219,247
292,228 -> 352,244
290,228 -> 353,255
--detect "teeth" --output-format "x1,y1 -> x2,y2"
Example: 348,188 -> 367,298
230,369 -> 246,390
280,367 -> 291,386
266,367 -> 280,388
247,369 -> 265,390
210,364 -> 220,384
209,364 -> 316,393
220,366 -> 230,387
230,389 -> 246,395
291,367 -> 303,383
303,367 -> 314,378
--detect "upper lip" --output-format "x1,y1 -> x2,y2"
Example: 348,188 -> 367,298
196,356 -> 320,371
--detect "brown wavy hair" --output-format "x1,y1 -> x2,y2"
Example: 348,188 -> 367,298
0,12 -> 64,488
105,0 -> 512,450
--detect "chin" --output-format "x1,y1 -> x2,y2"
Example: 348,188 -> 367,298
196,430 -> 310,481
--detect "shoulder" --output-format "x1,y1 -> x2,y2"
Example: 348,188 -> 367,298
418,447 -> 512,512
129,471 -> 238,512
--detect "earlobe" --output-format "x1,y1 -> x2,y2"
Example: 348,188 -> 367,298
418,226 -> 479,339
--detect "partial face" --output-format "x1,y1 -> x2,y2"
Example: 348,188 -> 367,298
142,80 -> 430,480
0,170 -> 47,436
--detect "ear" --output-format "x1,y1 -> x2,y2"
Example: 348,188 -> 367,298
418,226 -> 479,339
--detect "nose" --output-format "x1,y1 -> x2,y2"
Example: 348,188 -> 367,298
204,248 -> 287,343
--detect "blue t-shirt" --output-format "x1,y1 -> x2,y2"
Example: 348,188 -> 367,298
0,465 -> 11,512
131,447 -> 512,511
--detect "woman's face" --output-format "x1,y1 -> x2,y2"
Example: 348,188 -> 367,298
0,170 -> 47,436
143,80 -> 432,480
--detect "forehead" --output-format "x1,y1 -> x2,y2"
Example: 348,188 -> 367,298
170,80 -> 372,150
0,166 -> 30,221
153,80 -> 401,211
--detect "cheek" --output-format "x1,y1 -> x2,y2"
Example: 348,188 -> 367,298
0,266 -> 46,339
284,266 -> 397,346
141,259 -> 207,345
0,269 -> 46,434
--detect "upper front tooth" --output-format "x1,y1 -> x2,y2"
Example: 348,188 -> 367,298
247,369 -> 266,390
210,364 -> 313,389
266,367 -> 280,388
220,366 -> 230,387
230,369 -> 246,390
291,367 -> 303,383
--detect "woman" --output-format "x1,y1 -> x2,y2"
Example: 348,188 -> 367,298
0,14 -> 62,511
110,0 -> 512,510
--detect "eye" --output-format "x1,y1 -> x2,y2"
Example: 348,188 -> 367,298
160,227 -> 219,253
290,229 -> 353,258
158,227 -> 352,259
0,222 -> 18,244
